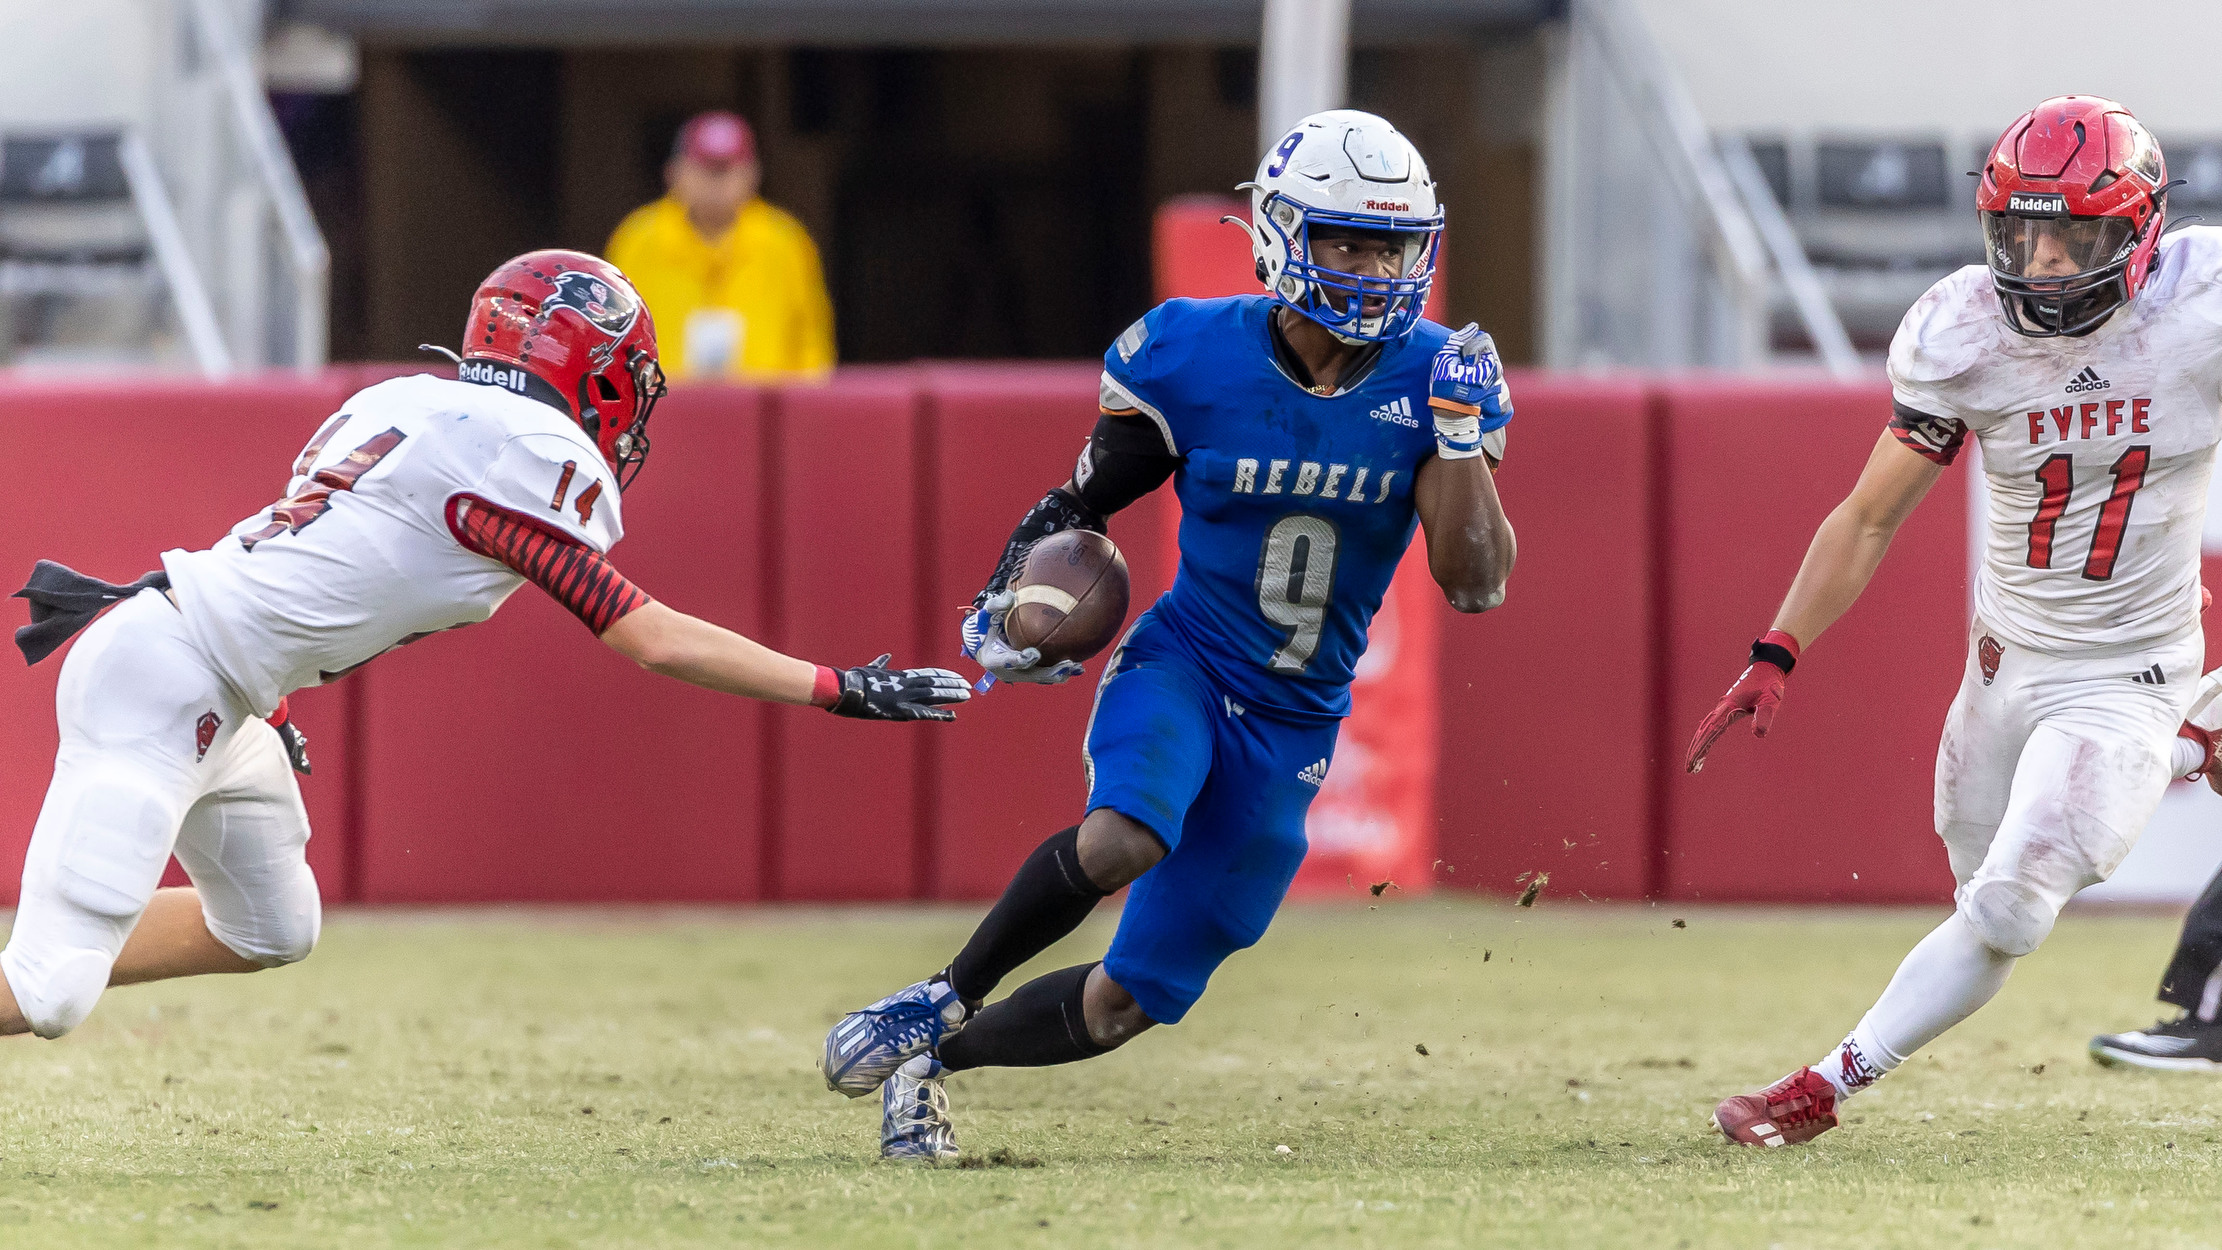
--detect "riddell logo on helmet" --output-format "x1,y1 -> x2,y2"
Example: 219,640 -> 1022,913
457,359 -> 528,393
1361,198 -> 1412,212
2007,192 -> 2069,215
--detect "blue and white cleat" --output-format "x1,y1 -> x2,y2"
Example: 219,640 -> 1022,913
881,1053 -> 958,1162
823,977 -> 969,1098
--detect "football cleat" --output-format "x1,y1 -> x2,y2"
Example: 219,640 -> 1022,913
881,1053 -> 958,1162
2090,1017 -> 2222,1071
823,977 -> 969,1098
1714,1066 -> 1839,1147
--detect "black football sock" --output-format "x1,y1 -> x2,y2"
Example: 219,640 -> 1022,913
938,963 -> 1110,1071
945,826 -> 1108,1004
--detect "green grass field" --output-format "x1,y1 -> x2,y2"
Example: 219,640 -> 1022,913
0,898 -> 2213,1248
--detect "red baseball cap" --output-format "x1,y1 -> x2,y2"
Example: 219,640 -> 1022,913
674,111 -> 757,167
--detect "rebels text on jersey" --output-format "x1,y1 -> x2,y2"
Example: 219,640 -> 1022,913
161,374 -> 624,714
1100,295 -> 1445,718
1888,225 -> 2222,654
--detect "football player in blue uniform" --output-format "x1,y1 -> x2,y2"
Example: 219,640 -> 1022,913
823,110 -> 1518,1160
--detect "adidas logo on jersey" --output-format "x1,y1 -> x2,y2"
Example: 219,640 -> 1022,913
2129,663 -> 2168,685
2064,366 -> 2111,394
1297,758 -> 1330,787
1369,396 -> 1420,428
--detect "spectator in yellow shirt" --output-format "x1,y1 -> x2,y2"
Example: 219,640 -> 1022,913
606,112 -> 835,382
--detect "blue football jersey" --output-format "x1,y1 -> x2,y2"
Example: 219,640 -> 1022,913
1100,295 -> 1448,718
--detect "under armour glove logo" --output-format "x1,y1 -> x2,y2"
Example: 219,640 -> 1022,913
829,654 -> 973,722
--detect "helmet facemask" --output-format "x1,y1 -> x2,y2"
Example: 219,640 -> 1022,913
1982,209 -> 2142,337
1256,191 -> 1442,344
578,346 -> 665,492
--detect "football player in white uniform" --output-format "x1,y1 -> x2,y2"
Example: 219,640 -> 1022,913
3,250 -> 967,1042
1683,97 -> 2222,1146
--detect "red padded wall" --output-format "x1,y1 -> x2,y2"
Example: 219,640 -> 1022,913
1657,379 -> 1966,903
762,372 -> 928,900
355,385 -> 767,901
1434,377 -> 1655,898
0,377 -> 357,902
2,368 -> 2010,907
919,363 -> 1180,899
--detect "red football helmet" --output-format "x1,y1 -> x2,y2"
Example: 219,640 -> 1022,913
1977,96 -> 2170,337
459,250 -> 666,488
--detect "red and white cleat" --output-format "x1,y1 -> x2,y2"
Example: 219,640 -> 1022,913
1713,1066 -> 1838,1147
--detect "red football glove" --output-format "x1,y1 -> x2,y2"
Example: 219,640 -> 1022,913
1684,630 -> 1801,774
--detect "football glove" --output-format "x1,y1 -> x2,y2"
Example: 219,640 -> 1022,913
1683,630 -> 1801,773
266,697 -> 312,777
826,655 -> 972,722
961,591 -> 1085,686
1427,323 -> 1513,461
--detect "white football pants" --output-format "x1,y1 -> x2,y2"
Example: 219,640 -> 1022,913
1842,617 -> 2202,1073
2,590 -> 319,1038
1934,616 -> 2201,956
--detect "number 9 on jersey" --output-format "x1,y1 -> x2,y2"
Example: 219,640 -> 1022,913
1258,514 -> 1339,672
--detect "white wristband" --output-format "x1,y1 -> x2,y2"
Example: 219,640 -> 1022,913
1434,412 -> 1485,459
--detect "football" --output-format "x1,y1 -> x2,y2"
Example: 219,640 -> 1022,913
1002,529 -> 1131,665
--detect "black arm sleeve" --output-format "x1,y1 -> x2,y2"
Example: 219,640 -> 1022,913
973,414 -> 1183,609
1072,411 -> 1181,516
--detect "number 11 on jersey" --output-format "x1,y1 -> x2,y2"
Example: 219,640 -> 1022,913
2025,445 -> 2150,581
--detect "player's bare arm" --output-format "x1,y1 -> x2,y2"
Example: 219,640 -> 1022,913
1413,456 -> 1513,612
449,494 -> 964,719
1684,431 -> 1941,771
1771,432 -> 1944,647
602,601 -> 814,702
1415,324 -> 1517,613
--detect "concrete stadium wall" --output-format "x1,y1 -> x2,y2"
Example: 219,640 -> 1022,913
0,365 -> 1974,906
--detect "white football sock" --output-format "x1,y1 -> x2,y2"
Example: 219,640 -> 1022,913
2170,732 -> 2206,779
1814,910 -> 2015,1101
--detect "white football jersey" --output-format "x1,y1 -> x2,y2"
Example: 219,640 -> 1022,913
1888,226 -> 2222,654
162,373 -> 624,715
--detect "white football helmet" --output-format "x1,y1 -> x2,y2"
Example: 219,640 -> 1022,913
1237,109 -> 1442,344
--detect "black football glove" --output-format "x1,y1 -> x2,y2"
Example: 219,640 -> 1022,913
266,699 -> 313,777
827,655 -> 972,722
275,719 -> 313,776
